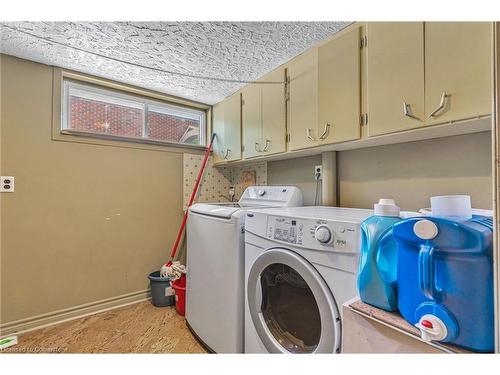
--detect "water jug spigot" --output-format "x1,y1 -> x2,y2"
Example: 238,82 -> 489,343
415,314 -> 448,342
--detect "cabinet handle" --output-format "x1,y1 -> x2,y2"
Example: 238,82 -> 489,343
255,142 -> 262,152
319,123 -> 331,140
428,92 -> 449,118
262,139 -> 271,152
307,128 -> 316,141
403,102 -> 422,121
222,148 -> 231,160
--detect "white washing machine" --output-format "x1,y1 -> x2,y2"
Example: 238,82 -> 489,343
186,186 -> 302,353
244,206 -> 373,353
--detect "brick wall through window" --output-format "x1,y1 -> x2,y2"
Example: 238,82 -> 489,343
69,96 -> 200,144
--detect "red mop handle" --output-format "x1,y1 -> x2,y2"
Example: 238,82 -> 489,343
168,133 -> 216,262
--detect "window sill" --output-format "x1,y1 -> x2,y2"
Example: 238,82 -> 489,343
57,129 -> 208,153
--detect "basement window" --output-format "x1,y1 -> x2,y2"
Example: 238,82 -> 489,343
62,80 -> 206,147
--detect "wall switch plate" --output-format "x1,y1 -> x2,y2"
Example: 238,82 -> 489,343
314,165 -> 322,180
1,176 -> 14,192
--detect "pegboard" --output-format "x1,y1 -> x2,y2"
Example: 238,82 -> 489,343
231,162 -> 267,199
183,154 -> 267,209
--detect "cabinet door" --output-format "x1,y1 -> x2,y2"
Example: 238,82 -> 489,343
223,92 -> 242,161
319,27 -> 362,144
212,102 -> 225,164
288,48 -> 319,151
242,83 -> 262,159
425,22 -> 492,125
261,68 -> 286,155
366,22 -> 425,136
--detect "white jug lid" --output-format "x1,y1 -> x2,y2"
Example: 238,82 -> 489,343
374,198 -> 401,217
430,195 -> 472,219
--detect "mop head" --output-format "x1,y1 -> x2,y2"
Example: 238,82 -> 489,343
160,261 -> 186,279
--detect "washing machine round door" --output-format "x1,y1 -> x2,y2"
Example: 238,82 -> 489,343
247,248 -> 341,353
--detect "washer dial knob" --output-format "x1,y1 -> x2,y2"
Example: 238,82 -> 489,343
258,189 -> 266,197
315,225 -> 332,244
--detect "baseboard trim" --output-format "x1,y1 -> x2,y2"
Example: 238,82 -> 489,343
0,289 -> 151,337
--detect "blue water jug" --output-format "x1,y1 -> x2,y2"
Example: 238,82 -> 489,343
393,215 -> 494,352
358,199 -> 402,311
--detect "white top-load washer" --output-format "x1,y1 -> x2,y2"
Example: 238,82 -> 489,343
244,206 -> 373,353
186,186 -> 302,353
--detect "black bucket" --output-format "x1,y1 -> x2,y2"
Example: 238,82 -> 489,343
148,271 -> 175,307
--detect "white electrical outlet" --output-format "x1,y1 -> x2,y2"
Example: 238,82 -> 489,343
0,176 -> 14,192
314,165 -> 322,180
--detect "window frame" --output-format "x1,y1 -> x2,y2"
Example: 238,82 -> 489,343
57,71 -> 209,151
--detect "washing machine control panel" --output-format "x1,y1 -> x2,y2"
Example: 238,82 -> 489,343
266,215 -> 362,253
267,216 -> 300,244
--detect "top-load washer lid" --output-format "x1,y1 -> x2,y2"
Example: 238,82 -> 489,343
189,202 -> 249,219
188,186 -> 303,219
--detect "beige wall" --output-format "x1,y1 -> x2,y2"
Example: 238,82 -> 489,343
338,131 -> 492,211
267,154 -> 322,206
0,55 -> 185,325
267,132 -> 492,211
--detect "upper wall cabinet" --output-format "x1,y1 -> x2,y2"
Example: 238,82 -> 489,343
212,102 -> 225,164
242,67 -> 286,158
366,22 -> 425,137
241,83 -> 261,159
318,26 -> 362,145
224,92 -> 243,161
214,22 -> 492,164
288,48 -> 319,151
424,22 -> 492,125
212,92 -> 242,162
261,68 -> 287,155
366,22 -> 492,137
288,27 -> 361,151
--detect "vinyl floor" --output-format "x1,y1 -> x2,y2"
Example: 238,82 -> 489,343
0,301 -> 207,353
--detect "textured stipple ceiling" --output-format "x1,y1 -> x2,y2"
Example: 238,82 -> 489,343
0,22 -> 350,104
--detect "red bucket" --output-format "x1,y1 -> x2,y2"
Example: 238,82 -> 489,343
171,275 -> 186,316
